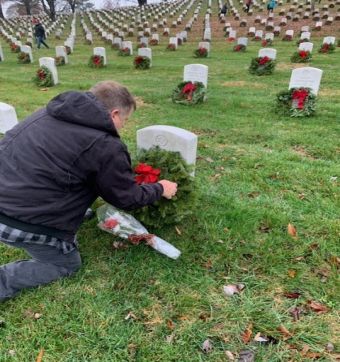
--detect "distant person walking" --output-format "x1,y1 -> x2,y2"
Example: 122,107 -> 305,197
245,0 -> 253,12
267,0 -> 277,13
34,19 -> 49,49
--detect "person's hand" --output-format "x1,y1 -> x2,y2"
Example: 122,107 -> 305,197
158,180 -> 178,199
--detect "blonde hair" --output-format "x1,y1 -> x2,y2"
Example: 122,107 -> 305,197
89,81 -> 136,114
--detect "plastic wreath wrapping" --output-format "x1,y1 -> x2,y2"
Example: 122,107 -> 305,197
97,204 -> 181,260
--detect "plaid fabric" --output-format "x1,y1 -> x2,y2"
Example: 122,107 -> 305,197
0,223 -> 77,254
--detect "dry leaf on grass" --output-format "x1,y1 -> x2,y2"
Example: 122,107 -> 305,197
124,311 -> 138,320
205,157 -> 214,163
253,332 -> 269,343
325,342 -> 334,352
225,350 -> 235,360
287,270 -> 297,278
287,223 -> 298,238
175,226 -> 182,235
277,325 -> 293,340
307,300 -> 329,314
202,339 -> 213,353
223,283 -> 245,297
36,349 -> 44,362
289,306 -> 303,321
283,292 -> 301,299
238,349 -> 255,362
166,319 -> 175,330
166,333 -> 175,343
241,323 -> 253,344
112,241 -> 128,250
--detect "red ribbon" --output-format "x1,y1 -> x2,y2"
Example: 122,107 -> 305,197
292,89 -> 309,109
299,50 -> 308,58
128,234 -> 155,245
258,56 -> 270,65
134,163 -> 161,184
181,82 -> 197,101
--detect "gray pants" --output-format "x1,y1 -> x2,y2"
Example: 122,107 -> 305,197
0,240 -> 81,302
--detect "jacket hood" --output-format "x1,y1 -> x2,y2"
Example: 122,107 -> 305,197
46,91 -> 119,137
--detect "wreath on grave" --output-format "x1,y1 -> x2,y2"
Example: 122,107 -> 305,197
10,43 -> 20,53
296,38 -> 309,45
131,146 -> 196,227
149,38 -> 159,45
172,81 -> 206,105
134,55 -> 150,69
163,30 -> 169,36
88,55 -> 105,68
282,34 -> 293,41
276,87 -> 316,117
290,50 -> 312,63
17,52 -> 30,64
318,43 -> 335,53
249,56 -> 276,75
118,47 -> 131,56
137,42 -> 147,49
261,39 -> 273,47
166,43 -> 176,51
33,66 -> 54,87
55,56 -> 66,66
65,46 -> 71,55
233,44 -> 246,52
194,47 -> 208,58
253,36 -> 262,41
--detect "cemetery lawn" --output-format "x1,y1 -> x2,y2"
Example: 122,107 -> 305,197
0,20 -> 339,362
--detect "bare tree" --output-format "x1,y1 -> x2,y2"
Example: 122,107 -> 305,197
40,0 -> 57,20
63,0 -> 94,13
6,0 -> 41,16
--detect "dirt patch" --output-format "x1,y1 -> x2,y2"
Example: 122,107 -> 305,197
222,81 -> 265,88
319,89 -> 340,97
135,96 -> 151,108
292,145 -> 317,160
276,63 -> 307,71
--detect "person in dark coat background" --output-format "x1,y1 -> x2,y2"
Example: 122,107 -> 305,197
33,18 -> 49,49
0,81 -> 178,302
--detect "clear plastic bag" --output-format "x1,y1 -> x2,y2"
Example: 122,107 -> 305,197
97,204 -> 181,260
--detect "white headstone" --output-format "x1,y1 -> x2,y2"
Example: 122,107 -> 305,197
138,47 -> 152,66
0,102 -> 18,134
113,37 -> 122,48
299,42 -> 313,52
0,45 -> 4,61
300,31 -> 311,39
229,30 -> 236,39
169,37 -> 178,48
323,36 -> 335,44
289,67 -> 323,95
286,29 -> 294,37
151,33 -> 159,41
39,57 -> 58,85
258,48 -> 277,59
140,36 -> 149,46
183,64 -> 208,88
237,37 -> 248,46
122,41 -> 133,55
20,45 -> 33,63
137,125 -> 198,172
255,30 -> 263,38
93,47 -> 107,65
265,32 -> 274,41
55,46 -> 68,64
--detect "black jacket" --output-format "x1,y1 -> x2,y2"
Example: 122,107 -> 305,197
34,23 -> 45,38
0,91 -> 163,240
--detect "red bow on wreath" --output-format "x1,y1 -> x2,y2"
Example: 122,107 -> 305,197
134,163 -> 161,184
299,50 -> 308,58
259,56 -> 270,65
181,82 -> 197,101
292,89 -> 309,109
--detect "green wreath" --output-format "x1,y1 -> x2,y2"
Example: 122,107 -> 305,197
33,66 -> 54,87
233,44 -> 246,52
318,43 -> 335,53
55,56 -> 65,66
134,56 -> 150,69
194,47 -> 208,58
291,50 -> 312,63
249,57 -> 276,75
131,147 -> 196,227
88,55 -> 105,68
276,87 -> 316,117
172,81 -> 206,105
118,47 -> 131,56
17,52 -> 30,64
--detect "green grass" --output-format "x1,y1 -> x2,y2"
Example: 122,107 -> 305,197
0,7 -> 339,362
